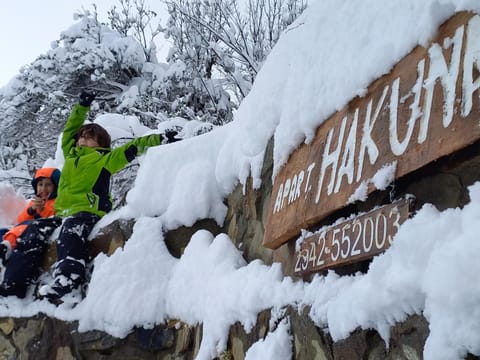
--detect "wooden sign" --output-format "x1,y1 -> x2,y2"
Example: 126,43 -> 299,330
293,199 -> 411,276
263,12 -> 480,249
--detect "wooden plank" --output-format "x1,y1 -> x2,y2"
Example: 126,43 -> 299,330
293,199 -> 411,276
263,12 -> 480,249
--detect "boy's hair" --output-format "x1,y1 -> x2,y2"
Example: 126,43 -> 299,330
76,123 -> 111,148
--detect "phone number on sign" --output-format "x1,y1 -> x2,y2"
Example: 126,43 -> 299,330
294,200 -> 410,275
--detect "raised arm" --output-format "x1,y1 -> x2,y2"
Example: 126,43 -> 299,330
61,104 -> 89,157
61,91 -> 96,156
105,134 -> 162,174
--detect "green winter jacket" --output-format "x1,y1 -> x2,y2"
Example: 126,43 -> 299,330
54,103 -> 161,218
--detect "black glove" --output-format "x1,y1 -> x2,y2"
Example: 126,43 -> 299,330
0,241 -> 11,265
79,91 -> 96,107
163,130 -> 181,144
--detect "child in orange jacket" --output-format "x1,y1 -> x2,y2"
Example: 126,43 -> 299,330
0,167 -> 60,262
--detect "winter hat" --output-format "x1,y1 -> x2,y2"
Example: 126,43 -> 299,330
31,167 -> 61,199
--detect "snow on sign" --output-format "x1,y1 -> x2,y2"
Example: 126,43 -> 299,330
293,199 -> 411,276
263,11 -> 480,250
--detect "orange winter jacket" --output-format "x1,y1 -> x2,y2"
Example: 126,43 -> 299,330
2,198 -> 57,249
2,167 -> 60,249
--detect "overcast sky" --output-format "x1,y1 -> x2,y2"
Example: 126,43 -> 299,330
0,0 -> 167,88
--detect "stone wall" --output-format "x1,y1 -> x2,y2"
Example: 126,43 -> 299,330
2,140 -> 480,359
0,316 -> 198,360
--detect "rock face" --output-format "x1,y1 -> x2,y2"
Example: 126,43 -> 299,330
0,316 -> 198,360
2,139 -> 480,359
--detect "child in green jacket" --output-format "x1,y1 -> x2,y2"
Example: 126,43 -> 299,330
36,91 -> 179,303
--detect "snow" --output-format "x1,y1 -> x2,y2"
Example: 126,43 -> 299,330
244,319 -> 292,360
0,182 -> 26,228
1,1 -> 480,359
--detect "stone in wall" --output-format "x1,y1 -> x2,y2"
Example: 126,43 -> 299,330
225,138 -> 275,266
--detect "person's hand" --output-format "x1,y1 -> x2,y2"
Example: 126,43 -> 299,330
79,91 -> 96,106
31,196 -> 45,212
163,130 -> 181,144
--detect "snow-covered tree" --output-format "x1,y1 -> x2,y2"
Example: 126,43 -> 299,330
0,8 -> 154,204
163,0 -> 307,118
107,0 -> 162,63
0,8 -> 146,174
0,6 -> 217,200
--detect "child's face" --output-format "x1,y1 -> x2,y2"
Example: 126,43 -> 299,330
77,134 -> 100,148
36,178 -> 54,199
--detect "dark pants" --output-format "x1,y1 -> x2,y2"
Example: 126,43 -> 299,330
53,212 -> 100,291
0,212 -> 100,299
0,217 -> 62,298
